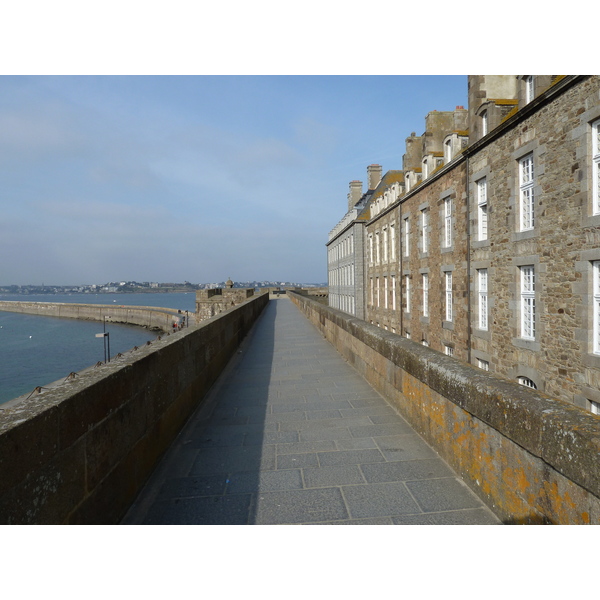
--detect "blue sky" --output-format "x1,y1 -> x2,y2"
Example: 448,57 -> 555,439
0,75 -> 468,285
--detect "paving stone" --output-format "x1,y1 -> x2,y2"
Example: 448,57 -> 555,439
142,495 -> 252,525
334,437 -> 378,451
391,508 -> 501,525
276,440 -> 338,455
341,482 -> 421,519
243,431 -> 299,446
303,465 -> 366,488
360,459 -> 455,483
317,448 -> 386,467
374,434 -> 440,462
349,423 -> 415,438
189,445 -> 276,476
226,469 -> 303,494
253,488 -> 349,524
406,478 -> 485,513
157,475 -> 228,500
276,452 -> 319,469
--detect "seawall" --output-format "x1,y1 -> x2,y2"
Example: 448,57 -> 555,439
0,293 -> 269,524
0,300 -> 183,333
289,292 -> 600,524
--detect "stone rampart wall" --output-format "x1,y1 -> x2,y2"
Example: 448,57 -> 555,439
0,293 -> 269,524
0,301 -> 181,333
289,292 -> 600,524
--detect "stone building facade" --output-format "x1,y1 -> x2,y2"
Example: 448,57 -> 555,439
327,75 -> 600,413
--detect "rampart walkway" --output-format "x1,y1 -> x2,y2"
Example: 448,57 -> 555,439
123,297 -> 500,524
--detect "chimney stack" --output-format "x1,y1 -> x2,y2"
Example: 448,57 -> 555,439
367,164 -> 382,190
348,180 -> 363,211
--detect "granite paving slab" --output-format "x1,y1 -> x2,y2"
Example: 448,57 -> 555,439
122,297 -> 501,525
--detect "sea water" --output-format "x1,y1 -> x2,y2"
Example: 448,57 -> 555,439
0,293 -> 196,405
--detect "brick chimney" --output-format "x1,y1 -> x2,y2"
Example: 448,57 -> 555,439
347,180 -> 363,211
367,164 -> 382,190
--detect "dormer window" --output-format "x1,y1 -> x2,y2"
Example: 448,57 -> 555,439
525,76 -> 534,104
422,158 -> 428,179
444,139 -> 452,163
481,110 -> 488,136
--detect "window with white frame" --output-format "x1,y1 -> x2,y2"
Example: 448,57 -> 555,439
375,232 -> 380,264
593,261 -> 600,354
422,273 -> 429,317
405,275 -> 410,313
518,376 -> 537,389
444,197 -> 452,247
593,119 -> 600,215
444,345 -> 454,357
370,277 -> 374,306
390,223 -> 396,260
391,274 -> 396,310
519,153 -> 535,231
590,400 -> 600,415
404,217 -> 410,257
445,139 -> 452,163
421,209 -> 428,253
445,271 -> 453,322
369,235 -> 373,264
422,158 -> 428,179
478,269 -> 488,330
481,110 -> 488,136
384,276 -> 388,309
477,178 -> 488,241
376,277 -> 380,307
525,76 -> 534,104
520,265 -> 536,340
477,358 -> 489,371
383,228 -> 388,263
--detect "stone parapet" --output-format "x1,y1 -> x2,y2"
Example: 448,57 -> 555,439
0,293 -> 269,524
289,292 -> 600,524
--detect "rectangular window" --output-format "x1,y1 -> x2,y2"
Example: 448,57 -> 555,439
478,268 -> 488,330
593,261 -> 600,354
445,345 -> 454,357
384,276 -> 388,309
520,265 -> 536,339
391,274 -> 396,310
405,275 -> 410,313
375,232 -> 380,264
590,400 -> 600,415
519,154 -> 535,231
478,358 -> 489,371
369,235 -> 373,264
445,139 -> 452,163
383,228 -> 388,263
445,271 -> 453,322
376,277 -> 380,307
370,277 -> 374,306
477,178 -> 488,241
593,119 -> 600,215
444,197 -> 452,248
525,76 -> 534,104
390,224 -> 396,260
421,209 -> 428,253
404,217 -> 410,257
422,273 -> 429,317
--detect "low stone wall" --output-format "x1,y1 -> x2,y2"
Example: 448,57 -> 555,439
289,292 -> 600,524
0,301 -> 182,333
0,293 -> 269,524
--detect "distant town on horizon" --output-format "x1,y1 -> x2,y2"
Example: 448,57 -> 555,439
0,280 -> 327,295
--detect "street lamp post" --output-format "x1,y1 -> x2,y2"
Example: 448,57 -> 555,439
95,315 -> 111,363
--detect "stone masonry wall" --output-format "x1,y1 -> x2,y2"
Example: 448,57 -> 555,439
290,292 -> 600,524
0,293 -> 269,524
469,76 -> 600,407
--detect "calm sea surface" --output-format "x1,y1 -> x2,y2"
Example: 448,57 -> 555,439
0,293 -> 196,405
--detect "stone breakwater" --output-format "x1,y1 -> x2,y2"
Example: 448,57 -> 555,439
0,301 -> 183,333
